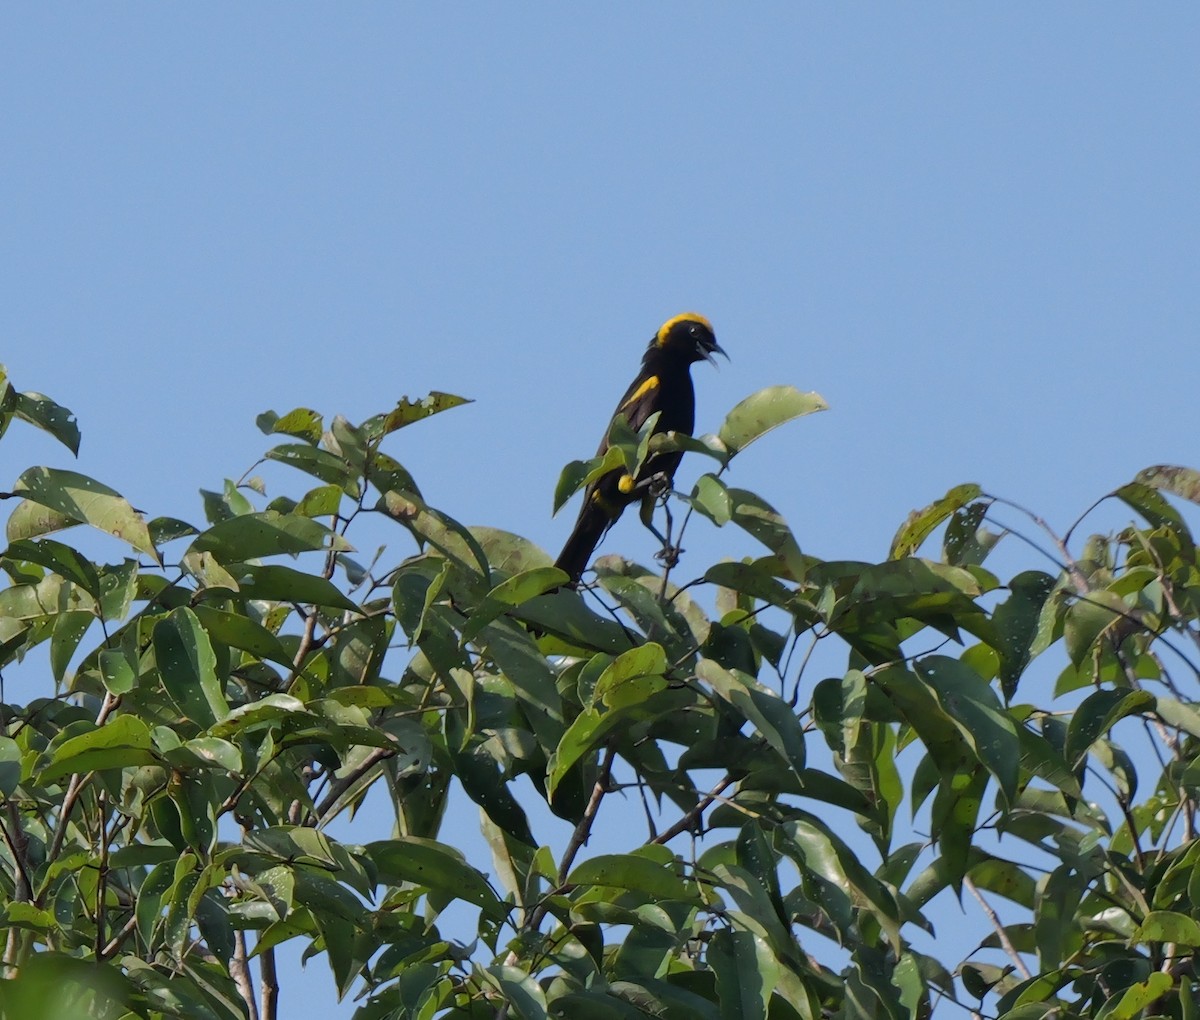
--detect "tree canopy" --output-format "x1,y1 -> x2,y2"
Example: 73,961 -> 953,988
1,364 -> 1199,1020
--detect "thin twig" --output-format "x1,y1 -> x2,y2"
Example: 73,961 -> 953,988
964,875 -> 1030,980
232,930 -> 260,1020
260,945 -> 279,1020
556,742 -> 618,886
37,693 -> 118,905
652,774 -> 735,845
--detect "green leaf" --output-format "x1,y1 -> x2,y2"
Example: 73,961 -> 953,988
258,406 -> 324,443
1094,972 -> 1173,1020
991,571 -> 1057,700
12,390 -> 81,455
1063,590 -> 1132,666
591,643 -> 668,707
726,488 -> 805,576
708,930 -> 776,1020
169,737 -> 242,773
39,714 -> 157,783
153,607 -> 230,726
567,853 -> 693,901
1131,910 -> 1200,947
890,484 -> 983,560
265,443 -> 358,491
191,605 -> 293,667
1114,480 -> 1193,542
553,446 -> 626,515
689,473 -> 734,525
479,965 -> 549,1020
716,385 -> 828,457
234,563 -> 360,613
459,567 -> 568,645
0,737 -> 22,797
12,467 -> 158,561
704,561 -> 796,609
697,660 -> 806,773
4,538 -> 100,595
367,837 -> 505,920
294,483 -> 344,518
1065,688 -> 1155,768
362,391 -> 472,440
916,655 -> 1019,804
50,610 -> 92,684
98,647 -> 136,695
1133,464 -> 1200,505
4,499 -> 82,542
189,510 -> 351,563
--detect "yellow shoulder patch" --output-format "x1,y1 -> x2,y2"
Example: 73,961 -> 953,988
655,312 -> 713,346
621,374 -> 659,410
617,473 -> 636,495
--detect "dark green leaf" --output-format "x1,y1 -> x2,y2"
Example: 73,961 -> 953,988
368,838 -> 505,920
235,563 -> 360,612
1065,688 -> 1155,768
12,390 -> 81,455
189,510 -> 350,563
153,608 -> 230,726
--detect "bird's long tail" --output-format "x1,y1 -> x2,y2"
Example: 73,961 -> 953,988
554,502 -> 611,584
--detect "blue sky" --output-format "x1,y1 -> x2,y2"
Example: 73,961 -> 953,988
3,7 -> 1198,1017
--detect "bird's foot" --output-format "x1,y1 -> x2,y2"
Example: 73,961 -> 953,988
654,543 -> 683,568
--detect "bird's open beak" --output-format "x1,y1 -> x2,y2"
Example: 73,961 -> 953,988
702,340 -> 728,365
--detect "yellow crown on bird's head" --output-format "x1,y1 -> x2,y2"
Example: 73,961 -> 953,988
655,312 -> 714,346
652,313 -> 725,364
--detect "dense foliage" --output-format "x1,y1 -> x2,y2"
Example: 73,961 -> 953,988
1,364 -> 1199,1020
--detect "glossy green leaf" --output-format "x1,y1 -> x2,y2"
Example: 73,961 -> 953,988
890,483 -> 983,560
189,510 -> 350,563
567,853 -> 694,902
258,406 -> 324,443
708,929 -> 775,1020
39,714 -> 157,783
991,571 -> 1057,699
362,391 -> 472,439
13,467 -> 158,560
1064,688 -> 1155,767
1063,590 -> 1132,666
553,445 -> 626,515
191,605 -> 293,667
480,965 -> 549,1020
368,837 -> 505,920
916,655 -> 1018,804
4,538 -> 100,594
716,386 -> 827,457
4,498 -> 82,542
697,660 -> 806,773
153,607 -> 229,727
234,563 -> 360,612
12,389 -> 81,455
1131,910 -> 1200,947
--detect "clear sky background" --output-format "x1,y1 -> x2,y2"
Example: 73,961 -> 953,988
3,7 -> 1198,1018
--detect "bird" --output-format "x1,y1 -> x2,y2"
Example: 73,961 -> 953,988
554,312 -> 726,584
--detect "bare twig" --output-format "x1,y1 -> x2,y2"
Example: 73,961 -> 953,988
260,946 -> 279,1020
37,692 -> 119,906
232,930 -> 260,1020
556,742 -> 617,886
965,875 -> 1030,980
653,774 -> 735,845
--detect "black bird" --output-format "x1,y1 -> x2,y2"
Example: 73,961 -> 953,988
554,312 -> 725,584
